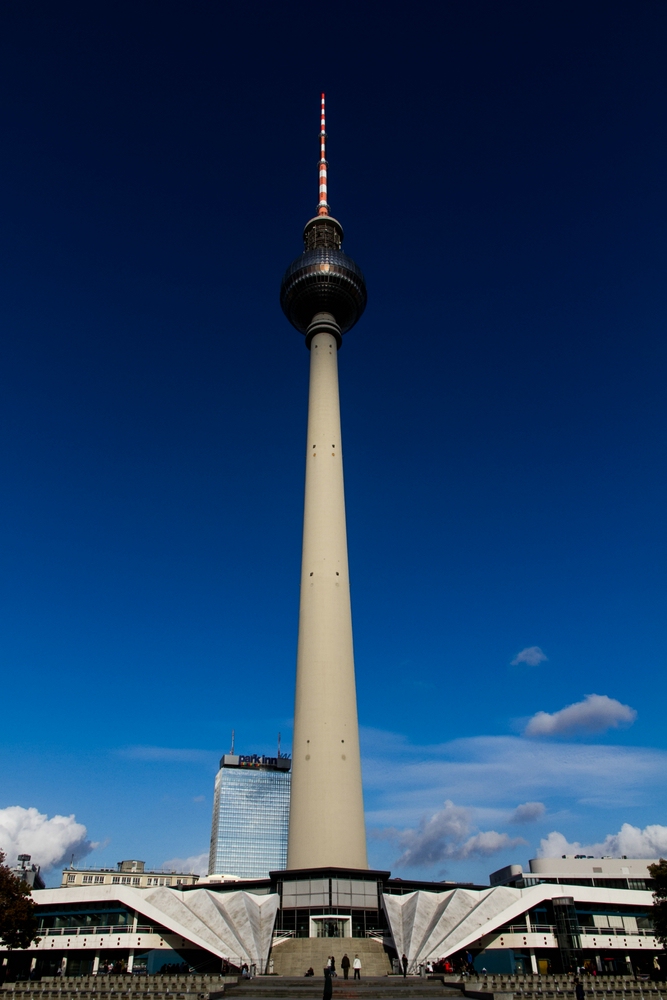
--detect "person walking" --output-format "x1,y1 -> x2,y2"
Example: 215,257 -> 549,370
341,954 -> 350,980
323,966 -> 333,1000
402,954 -> 408,978
353,955 -> 362,980
331,956 -> 337,978
575,980 -> 585,1000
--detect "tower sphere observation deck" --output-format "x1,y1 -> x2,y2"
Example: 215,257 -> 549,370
280,215 -> 367,344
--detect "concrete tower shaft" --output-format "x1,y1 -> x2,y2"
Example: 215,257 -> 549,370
281,95 -> 368,871
287,321 -> 367,870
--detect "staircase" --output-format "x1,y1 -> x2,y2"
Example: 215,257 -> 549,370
268,939 -> 393,978
226,976 -> 462,999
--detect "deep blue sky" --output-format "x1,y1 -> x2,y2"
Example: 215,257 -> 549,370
1,0 -> 667,885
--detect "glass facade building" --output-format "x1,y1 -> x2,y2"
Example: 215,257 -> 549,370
208,753 -> 291,879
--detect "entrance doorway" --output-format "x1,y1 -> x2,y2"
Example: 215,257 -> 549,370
310,916 -> 351,938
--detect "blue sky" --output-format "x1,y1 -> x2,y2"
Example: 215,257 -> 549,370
1,0 -> 667,886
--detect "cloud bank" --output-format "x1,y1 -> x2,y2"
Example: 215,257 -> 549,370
524,694 -> 637,738
391,800 -> 526,868
0,806 -> 95,872
118,746 -> 216,764
361,728 -> 666,824
539,823 -> 667,859
511,646 -> 548,667
162,852 -> 209,875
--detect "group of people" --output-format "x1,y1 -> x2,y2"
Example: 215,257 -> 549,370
320,954 -> 362,981
321,954 -> 362,999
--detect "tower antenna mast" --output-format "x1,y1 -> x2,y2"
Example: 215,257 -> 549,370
317,93 -> 329,217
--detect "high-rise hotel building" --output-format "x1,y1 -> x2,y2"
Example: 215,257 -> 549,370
208,752 -> 291,879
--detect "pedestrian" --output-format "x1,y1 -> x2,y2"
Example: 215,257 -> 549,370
341,954 -> 350,980
353,955 -> 362,980
575,980 -> 585,1000
331,956 -> 337,978
323,967 -> 333,1000
402,954 -> 408,978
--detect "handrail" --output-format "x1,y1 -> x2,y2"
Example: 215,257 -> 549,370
497,923 -> 653,937
43,925 -> 159,937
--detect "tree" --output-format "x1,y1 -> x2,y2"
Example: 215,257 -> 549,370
0,852 -> 40,950
648,859 -> 667,951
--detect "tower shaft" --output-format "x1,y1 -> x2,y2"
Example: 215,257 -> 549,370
287,327 -> 368,870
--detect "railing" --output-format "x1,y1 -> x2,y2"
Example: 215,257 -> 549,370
496,924 -> 654,938
579,926 -> 654,937
43,925 -> 157,937
497,924 -> 555,934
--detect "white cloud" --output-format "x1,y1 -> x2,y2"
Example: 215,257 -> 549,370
162,852 -> 209,875
392,800 -> 526,868
0,806 -> 95,872
511,646 -> 548,667
524,694 -> 637,738
538,823 -> 667,860
459,831 -> 524,858
510,801 -> 546,824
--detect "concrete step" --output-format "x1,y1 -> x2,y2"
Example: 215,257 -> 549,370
226,977 -> 461,999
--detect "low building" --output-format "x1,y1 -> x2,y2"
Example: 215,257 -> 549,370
60,860 -> 199,890
2,856 -> 662,981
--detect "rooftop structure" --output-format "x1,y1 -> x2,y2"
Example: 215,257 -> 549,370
11,854 -> 45,890
490,856 -> 657,890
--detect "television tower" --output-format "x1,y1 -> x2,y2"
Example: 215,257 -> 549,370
280,95 -> 368,870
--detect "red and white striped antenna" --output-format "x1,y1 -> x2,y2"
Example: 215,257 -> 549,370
317,92 -> 329,216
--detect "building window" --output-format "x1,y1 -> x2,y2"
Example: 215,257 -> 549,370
67,874 -> 75,883
165,879 -> 171,886
82,875 -> 93,884
112,876 -> 120,884
121,876 -> 131,884
132,877 -> 140,885
94,876 -> 105,884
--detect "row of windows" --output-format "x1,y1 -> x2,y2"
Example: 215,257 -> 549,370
275,907 -> 388,938
68,875 -> 178,886
519,877 -> 654,891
